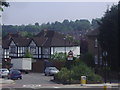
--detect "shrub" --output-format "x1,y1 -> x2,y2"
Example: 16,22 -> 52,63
55,61 -> 103,83
24,49 -> 33,58
50,52 -> 67,61
55,68 -> 70,82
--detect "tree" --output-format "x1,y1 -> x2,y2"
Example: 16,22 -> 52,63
24,49 -> 32,58
0,1 -> 9,11
91,18 -> 101,29
35,22 -> 39,26
98,3 -> 118,71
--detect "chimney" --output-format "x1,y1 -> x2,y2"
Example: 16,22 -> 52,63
44,29 -> 47,37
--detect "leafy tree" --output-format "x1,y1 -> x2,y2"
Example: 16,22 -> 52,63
35,22 -> 39,26
51,52 -> 67,61
0,1 -> 9,11
2,19 -> 92,37
91,18 -> 101,29
24,49 -> 33,58
81,53 -> 94,68
98,3 -> 118,71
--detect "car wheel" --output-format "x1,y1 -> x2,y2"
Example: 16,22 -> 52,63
45,73 -> 47,76
20,77 -> 22,79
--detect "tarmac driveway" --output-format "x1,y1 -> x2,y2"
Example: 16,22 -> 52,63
14,73 -> 55,85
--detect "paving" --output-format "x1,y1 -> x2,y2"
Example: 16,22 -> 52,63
0,78 -> 14,84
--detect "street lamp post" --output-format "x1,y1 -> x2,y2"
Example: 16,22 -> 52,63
103,51 -> 108,83
64,38 -> 66,57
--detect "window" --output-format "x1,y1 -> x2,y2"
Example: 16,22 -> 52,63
4,49 -> 9,58
42,47 -> 50,58
94,38 -> 98,48
30,46 -> 36,54
10,46 -> 16,53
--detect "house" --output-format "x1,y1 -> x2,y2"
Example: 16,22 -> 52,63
86,29 -> 102,66
2,30 -> 80,60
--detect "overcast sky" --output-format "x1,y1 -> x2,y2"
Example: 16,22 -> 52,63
2,2 -> 118,25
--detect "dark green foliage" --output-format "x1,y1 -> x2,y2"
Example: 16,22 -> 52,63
55,68 -> 71,82
0,1 -> 9,11
98,4 -> 119,71
2,19 -> 92,37
81,53 -> 94,68
50,52 -> 67,61
91,18 -> 101,29
2,24 -> 40,37
20,31 -> 34,37
24,49 -> 32,58
55,61 -> 103,83
1,2 -> 9,7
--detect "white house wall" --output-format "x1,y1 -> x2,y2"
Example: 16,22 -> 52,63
18,47 -> 25,57
3,49 -> 9,58
51,46 -> 80,57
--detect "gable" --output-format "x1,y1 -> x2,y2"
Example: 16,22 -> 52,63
29,40 -> 36,47
10,40 -> 16,46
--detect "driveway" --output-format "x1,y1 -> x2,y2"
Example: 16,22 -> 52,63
15,73 -> 55,85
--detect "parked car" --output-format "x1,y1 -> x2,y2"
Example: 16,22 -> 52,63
8,70 -> 22,80
44,67 -> 59,76
0,68 -> 9,78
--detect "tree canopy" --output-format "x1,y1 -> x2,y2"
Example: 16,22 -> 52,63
98,3 -> 119,71
2,19 -> 100,37
0,1 -> 9,11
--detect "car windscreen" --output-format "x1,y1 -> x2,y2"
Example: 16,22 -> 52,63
2,70 -> 7,72
12,71 -> 20,74
49,68 -> 57,70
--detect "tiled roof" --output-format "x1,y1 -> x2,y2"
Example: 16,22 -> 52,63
32,37 -> 47,47
2,39 -> 11,49
86,29 -> 99,37
36,30 -> 78,47
12,37 -> 31,47
2,30 -> 79,48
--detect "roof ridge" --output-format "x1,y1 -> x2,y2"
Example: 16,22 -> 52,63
42,38 -> 48,46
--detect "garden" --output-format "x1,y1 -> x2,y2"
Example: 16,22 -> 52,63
51,53 -> 103,84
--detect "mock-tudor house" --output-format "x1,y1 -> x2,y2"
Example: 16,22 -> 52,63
2,30 -> 80,60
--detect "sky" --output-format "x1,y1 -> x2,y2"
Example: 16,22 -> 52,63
2,1 -> 118,25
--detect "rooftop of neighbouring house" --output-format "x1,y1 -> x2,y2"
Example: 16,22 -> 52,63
2,30 -> 80,48
86,29 -> 99,37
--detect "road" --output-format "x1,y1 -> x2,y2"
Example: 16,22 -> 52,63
1,73 -> 119,89
14,73 -> 55,85
2,73 -> 61,88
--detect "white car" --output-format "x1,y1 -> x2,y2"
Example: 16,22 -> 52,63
44,67 -> 59,76
0,68 -> 9,78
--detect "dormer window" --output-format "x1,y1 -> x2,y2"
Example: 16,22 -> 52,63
94,38 -> 98,48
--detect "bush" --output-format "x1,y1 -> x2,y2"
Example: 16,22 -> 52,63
50,52 -> 67,61
24,49 -> 33,58
55,68 -> 70,82
55,61 -> 103,84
